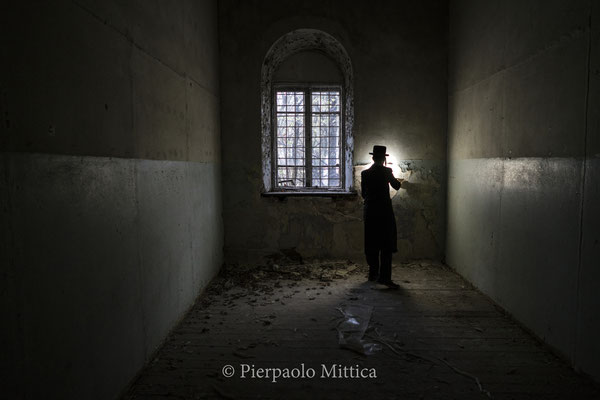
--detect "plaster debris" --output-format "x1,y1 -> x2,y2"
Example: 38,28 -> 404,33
204,260 -> 365,302
336,305 -> 382,355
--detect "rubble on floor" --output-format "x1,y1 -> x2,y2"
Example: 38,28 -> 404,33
204,260 -> 363,298
124,260 -> 600,400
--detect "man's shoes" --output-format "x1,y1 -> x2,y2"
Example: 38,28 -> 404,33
376,279 -> 400,289
368,274 -> 379,282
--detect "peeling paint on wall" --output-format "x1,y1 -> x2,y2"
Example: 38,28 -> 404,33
224,159 -> 445,265
218,0 -> 447,266
260,29 -> 354,192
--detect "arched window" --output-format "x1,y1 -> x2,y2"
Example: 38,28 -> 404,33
261,29 -> 354,193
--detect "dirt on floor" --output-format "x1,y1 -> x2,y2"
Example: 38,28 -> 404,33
124,260 -> 600,400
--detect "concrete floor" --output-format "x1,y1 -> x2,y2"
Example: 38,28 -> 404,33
122,261 -> 600,399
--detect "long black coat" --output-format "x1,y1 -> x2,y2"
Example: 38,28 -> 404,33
361,164 -> 401,253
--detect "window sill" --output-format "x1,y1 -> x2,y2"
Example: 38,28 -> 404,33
261,190 -> 358,199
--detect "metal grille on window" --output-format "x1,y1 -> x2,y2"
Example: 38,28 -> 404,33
275,89 -> 341,189
275,91 -> 305,187
311,90 -> 341,188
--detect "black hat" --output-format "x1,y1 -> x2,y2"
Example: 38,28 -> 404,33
369,145 -> 389,156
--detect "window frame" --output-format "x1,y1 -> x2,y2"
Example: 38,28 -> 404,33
271,83 -> 345,192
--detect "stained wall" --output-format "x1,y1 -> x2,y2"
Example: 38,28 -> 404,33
0,1 -> 222,398
447,0 -> 600,380
218,0 -> 448,264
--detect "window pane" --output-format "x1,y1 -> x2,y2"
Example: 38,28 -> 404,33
275,90 -> 306,187
295,94 -> 304,112
310,89 -> 341,188
275,89 -> 341,189
277,167 -> 305,187
330,95 -> 339,112
311,166 -> 341,188
329,147 -> 338,160
312,90 -> 341,113
329,135 -> 339,148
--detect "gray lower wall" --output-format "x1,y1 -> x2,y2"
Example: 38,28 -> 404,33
1,0 -> 223,397
0,153 -> 222,399
447,0 -> 600,381
448,157 -> 600,381
448,157 -> 584,355
577,156 -> 600,380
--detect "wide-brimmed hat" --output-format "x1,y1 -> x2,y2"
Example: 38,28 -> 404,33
369,145 -> 389,156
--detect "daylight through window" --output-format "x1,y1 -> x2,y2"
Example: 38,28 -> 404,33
275,88 -> 341,189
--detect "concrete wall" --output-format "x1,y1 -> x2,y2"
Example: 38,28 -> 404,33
447,0 -> 600,381
0,1 -> 222,398
218,0 -> 447,264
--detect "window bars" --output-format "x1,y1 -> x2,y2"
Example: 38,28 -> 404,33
275,88 -> 341,189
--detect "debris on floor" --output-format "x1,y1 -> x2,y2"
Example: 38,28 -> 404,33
336,304 -> 382,355
203,260 -> 365,302
124,260 -> 600,400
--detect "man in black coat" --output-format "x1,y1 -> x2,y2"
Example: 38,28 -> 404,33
361,145 -> 403,289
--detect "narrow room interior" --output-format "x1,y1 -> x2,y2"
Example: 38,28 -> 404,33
1,1 -> 598,399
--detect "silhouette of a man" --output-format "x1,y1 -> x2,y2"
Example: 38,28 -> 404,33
361,145 -> 403,289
